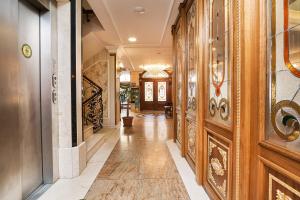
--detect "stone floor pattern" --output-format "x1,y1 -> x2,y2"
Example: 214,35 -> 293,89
85,113 -> 190,200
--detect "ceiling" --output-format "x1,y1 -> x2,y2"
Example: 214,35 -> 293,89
83,0 -> 183,71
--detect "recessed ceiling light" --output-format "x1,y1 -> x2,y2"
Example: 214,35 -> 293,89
134,6 -> 145,14
128,37 -> 137,42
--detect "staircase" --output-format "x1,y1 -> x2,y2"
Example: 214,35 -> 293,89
82,75 -> 104,140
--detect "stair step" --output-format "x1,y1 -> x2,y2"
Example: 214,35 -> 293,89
84,125 -> 94,141
86,132 -> 106,161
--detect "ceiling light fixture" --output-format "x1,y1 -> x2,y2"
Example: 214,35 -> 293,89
140,64 -> 170,73
128,37 -> 137,42
134,6 -> 146,14
118,62 -> 125,68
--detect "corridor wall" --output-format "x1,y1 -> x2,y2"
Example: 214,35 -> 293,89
172,0 -> 203,186
172,0 -> 300,199
83,49 -> 117,128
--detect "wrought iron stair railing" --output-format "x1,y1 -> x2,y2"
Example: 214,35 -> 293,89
82,75 -> 103,133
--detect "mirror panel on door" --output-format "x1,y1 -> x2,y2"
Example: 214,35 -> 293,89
263,0 -> 300,199
145,82 -> 154,102
175,20 -> 184,146
266,0 -> 300,152
208,0 -> 231,126
186,0 -> 197,167
204,0 -> 233,199
158,82 -> 167,102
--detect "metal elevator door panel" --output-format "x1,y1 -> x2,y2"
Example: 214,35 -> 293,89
18,1 -> 43,198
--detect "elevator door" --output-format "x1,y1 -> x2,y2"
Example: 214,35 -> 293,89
18,1 -> 43,198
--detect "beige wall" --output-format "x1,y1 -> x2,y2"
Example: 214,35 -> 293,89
83,50 -> 109,119
83,49 -> 118,127
82,32 -> 105,63
130,71 -> 140,87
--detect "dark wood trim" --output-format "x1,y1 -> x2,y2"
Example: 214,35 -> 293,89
259,141 -> 300,163
71,0 -> 77,147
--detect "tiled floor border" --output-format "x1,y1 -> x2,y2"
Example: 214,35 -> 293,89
38,129 -> 120,200
166,140 -> 210,200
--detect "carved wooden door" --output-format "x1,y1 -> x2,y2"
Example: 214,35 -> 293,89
185,0 -> 198,171
203,0 -> 234,199
174,16 -> 186,154
250,0 -> 300,199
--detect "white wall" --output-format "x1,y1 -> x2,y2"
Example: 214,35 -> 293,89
107,53 -> 116,127
76,0 -> 83,145
50,0 -> 59,182
56,0 -> 86,179
82,32 -> 105,63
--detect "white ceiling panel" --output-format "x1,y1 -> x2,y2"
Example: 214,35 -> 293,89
85,0 -> 183,70
103,0 -> 173,45
124,47 -> 172,71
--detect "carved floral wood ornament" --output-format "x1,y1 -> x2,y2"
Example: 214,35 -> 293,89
185,0 -> 197,165
177,115 -> 182,144
176,24 -> 184,144
207,135 -> 229,200
208,0 -> 231,123
268,173 -> 300,200
269,0 -> 300,143
187,120 -> 196,160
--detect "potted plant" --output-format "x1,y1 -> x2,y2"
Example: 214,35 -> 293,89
122,87 -> 134,127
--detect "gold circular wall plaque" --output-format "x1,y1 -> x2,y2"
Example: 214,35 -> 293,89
22,44 -> 32,58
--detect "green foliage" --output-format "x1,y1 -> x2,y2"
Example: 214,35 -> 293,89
120,84 -> 131,103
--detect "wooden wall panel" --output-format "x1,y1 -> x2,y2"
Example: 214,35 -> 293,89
185,0 -> 198,169
247,0 -> 300,199
202,0 -> 235,198
268,169 -> 300,200
205,131 -> 232,200
173,16 -> 185,149
173,0 -> 300,198
186,117 -> 197,162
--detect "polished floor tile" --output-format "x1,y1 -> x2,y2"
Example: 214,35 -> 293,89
85,112 -> 190,200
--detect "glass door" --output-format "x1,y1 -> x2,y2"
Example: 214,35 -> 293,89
250,0 -> 300,199
140,78 -> 171,111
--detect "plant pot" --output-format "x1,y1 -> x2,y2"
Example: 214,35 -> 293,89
122,116 -> 134,127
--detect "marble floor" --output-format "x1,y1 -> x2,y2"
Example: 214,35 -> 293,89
85,112 -> 190,200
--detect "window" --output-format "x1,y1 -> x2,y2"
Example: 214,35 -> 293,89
144,82 -> 153,102
266,0 -> 300,150
158,82 -> 167,102
208,0 -> 231,124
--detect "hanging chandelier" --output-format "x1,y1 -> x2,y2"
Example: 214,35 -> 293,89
140,64 -> 170,75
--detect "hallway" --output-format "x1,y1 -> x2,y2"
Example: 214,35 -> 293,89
1,0 -> 300,199
85,113 -> 190,199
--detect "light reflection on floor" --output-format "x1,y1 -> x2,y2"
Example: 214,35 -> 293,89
85,110 -> 190,200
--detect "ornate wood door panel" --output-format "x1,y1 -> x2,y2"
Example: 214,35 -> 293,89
203,0 -> 234,199
174,17 -> 186,150
249,0 -> 300,199
185,0 -> 198,170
